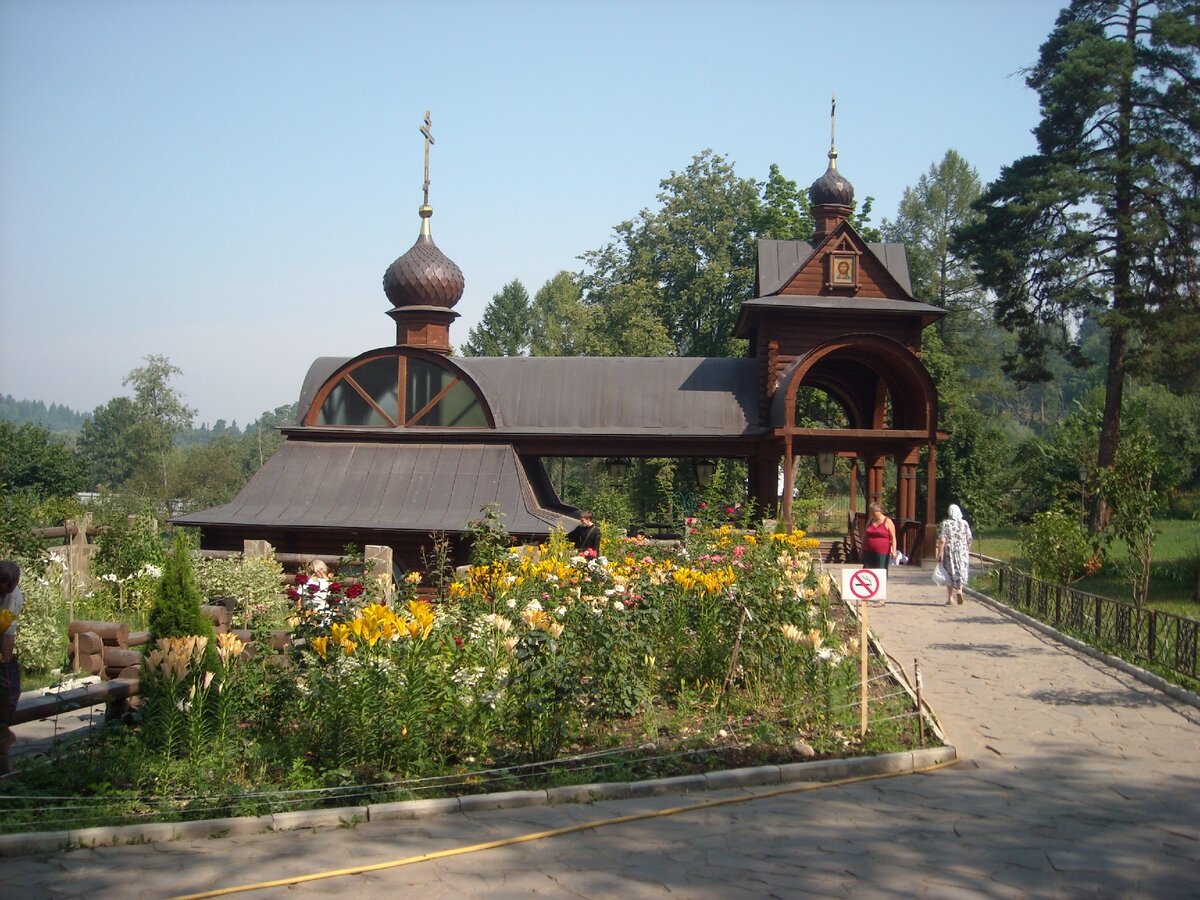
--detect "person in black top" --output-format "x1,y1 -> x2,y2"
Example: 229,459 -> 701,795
568,511 -> 601,556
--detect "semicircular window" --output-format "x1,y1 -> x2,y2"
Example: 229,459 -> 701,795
310,353 -> 489,428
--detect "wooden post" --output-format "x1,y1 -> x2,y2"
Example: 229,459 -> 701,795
914,658 -> 924,748
243,539 -> 274,559
365,545 -> 395,603
860,598 -> 869,738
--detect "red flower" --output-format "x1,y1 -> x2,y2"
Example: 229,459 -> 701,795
454,637 -> 464,647
344,583 -> 365,599
700,501 -> 708,510
295,574 -> 309,585
725,506 -> 735,515
306,583 -> 321,595
286,588 -> 300,601
327,581 -> 342,594
583,548 -> 598,559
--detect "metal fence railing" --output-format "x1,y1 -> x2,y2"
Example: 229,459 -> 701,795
992,562 -> 1199,683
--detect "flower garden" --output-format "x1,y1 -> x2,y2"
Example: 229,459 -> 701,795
0,518 -> 929,834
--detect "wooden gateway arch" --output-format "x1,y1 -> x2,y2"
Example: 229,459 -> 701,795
736,143 -> 947,560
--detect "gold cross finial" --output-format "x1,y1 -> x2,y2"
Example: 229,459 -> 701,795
829,94 -> 838,169
420,110 -> 435,208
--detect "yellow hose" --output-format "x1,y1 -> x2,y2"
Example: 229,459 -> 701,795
170,758 -> 960,899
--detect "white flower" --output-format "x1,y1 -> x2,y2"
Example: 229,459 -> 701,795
526,598 -> 543,612
555,606 -> 567,618
506,597 -> 517,609
101,573 -> 119,584
612,601 -> 624,612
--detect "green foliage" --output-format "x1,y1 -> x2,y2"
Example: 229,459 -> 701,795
883,149 -> 984,317
148,532 -> 214,644
0,421 -> 87,499
1020,509 -> 1097,585
13,557 -> 69,675
581,149 -> 762,358
1096,422 -> 1161,607
0,489 -> 48,567
192,554 -> 288,631
93,514 -> 166,581
169,435 -> 249,510
465,504 -> 513,568
462,280 -> 533,357
78,396 -> 157,490
0,394 -> 87,432
954,0 -> 1200,479
528,272 -> 588,357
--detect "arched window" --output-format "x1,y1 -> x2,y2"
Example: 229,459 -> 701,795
307,351 -> 490,428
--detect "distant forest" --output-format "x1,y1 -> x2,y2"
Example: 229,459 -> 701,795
0,394 -> 87,433
0,393 -> 290,448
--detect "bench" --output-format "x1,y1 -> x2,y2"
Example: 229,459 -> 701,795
12,679 -> 140,726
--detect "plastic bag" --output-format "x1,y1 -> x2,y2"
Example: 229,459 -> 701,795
932,563 -> 949,587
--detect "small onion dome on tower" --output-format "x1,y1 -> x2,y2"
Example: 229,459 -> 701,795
809,148 -> 855,242
382,205 -> 465,309
808,151 -> 855,209
383,204 -> 464,353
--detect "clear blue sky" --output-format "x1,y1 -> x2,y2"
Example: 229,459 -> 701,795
0,0 -> 1062,428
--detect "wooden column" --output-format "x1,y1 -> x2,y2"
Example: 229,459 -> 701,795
782,434 -> 794,533
924,442 -> 939,559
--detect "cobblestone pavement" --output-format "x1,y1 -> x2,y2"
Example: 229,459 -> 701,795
3,567 -> 1199,898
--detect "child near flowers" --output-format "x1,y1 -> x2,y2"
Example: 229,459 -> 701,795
0,560 -> 24,774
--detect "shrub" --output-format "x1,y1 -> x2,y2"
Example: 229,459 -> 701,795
93,514 -> 166,581
148,532 -> 214,645
192,554 -> 287,631
1020,510 -> 1098,585
14,556 -> 69,675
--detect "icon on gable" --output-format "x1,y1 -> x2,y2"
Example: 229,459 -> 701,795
828,252 -> 858,289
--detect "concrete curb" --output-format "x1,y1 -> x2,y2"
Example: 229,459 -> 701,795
969,588 -> 1200,712
0,746 -> 957,857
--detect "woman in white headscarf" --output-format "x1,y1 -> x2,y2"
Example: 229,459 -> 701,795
935,504 -> 972,605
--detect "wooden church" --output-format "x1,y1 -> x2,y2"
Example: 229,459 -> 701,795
175,116 -> 946,569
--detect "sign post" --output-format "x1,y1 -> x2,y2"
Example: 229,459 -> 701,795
841,567 -> 887,738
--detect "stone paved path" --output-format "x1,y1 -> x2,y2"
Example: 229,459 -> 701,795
3,567 -> 1199,898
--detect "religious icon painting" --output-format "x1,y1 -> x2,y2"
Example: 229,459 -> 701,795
829,252 -> 857,287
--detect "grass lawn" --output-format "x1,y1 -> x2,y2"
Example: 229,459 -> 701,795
976,519 -> 1199,617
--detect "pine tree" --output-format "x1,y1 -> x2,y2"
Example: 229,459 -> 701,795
955,0 -> 1200,504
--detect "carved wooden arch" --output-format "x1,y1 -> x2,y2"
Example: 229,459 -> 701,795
773,334 -> 938,436
303,347 -> 498,429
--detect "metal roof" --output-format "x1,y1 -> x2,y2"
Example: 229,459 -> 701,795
172,441 -> 570,535
296,355 -> 764,436
458,356 -> 761,434
756,239 -> 914,297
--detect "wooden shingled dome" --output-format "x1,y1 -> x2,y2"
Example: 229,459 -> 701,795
382,208 -> 465,310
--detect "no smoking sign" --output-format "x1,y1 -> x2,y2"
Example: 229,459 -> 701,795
841,566 -> 887,603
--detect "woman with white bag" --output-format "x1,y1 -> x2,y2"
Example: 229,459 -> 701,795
935,504 -> 972,605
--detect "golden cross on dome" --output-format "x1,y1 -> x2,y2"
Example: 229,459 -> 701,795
420,110 -> 435,207
829,94 -> 838,168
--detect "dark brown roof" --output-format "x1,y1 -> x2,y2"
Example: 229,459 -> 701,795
458,357 -> 761,434
756,239 -> 915,297
172,441 -> 569,535
297,356 -> 764,436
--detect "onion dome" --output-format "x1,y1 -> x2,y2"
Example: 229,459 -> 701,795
382,205 -> 465,309
809,150 -> 854,208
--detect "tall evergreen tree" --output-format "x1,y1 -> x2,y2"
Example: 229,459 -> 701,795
955,0 -> 1200,499
461,280 -> 533,356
